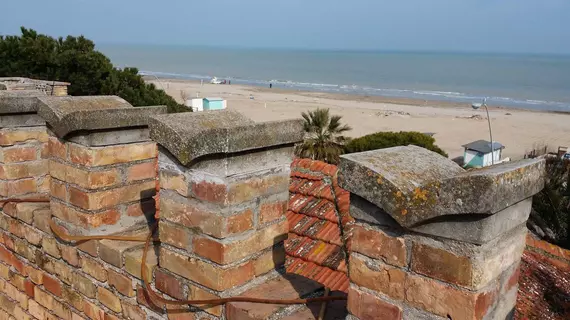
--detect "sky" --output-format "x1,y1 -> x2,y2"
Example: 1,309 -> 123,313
1,0 -> 569,54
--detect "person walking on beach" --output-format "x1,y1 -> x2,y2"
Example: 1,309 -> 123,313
269,83 -> 273,89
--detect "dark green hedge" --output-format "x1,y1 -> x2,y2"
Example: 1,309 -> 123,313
345,131 -> 448,157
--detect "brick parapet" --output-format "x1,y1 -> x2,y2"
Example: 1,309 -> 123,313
339,147 -> 545,320
1,91 -> 50,200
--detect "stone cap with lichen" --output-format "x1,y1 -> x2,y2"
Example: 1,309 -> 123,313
338,145 -> 545,227
37,96 -> 167,137
0,90 -> 47,115
149,110 -> 304,166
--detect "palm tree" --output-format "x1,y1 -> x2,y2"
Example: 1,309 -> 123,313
295,108 -> 352,164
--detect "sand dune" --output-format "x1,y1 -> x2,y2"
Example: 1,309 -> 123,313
150,79 -> 570,159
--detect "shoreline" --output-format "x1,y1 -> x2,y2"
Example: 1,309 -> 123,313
147,77 -> 570,160
146,76 -> 570,114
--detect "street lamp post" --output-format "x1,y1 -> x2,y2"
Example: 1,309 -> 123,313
472,98 -> 494,165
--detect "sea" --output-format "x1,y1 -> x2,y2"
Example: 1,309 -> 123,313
98,44 -> 570,112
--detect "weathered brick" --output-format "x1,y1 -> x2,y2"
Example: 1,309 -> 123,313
0,146 -> 37,163
160,247 -> 254,291
411,242 -> 473,286
190,180 -> 227,204
23,266 -> 43,285
159,221 -> 192,250
0,233 -> 15,251
72,313 -> 87,320
167,311 -> 197,320
51,201 -> 120,229
42,237 -> 61,258
105,313 -> 121,320
155,269 -> 185,300
72,273 -> 97,298
124,248 -> 157,281
77,239 -> 99,257
0,178 -> 37,197
0,263 -> 8,280
0,278 -> 28,309
98,287 -> 122,313
50,178 -> 67,200
28,299 -> 57,320
0,161 -> 48,180
0,291 -> 18,315
405,274 -> 497,320
23,225 -> 42,246
159,170 -> 188,196
49,160 -> 121,189
99,239 -> 142,268
8,271 -> 34,298
12,304 -> 31,320
83,300 -> 105,320
33,287 -> 54,310
226,209 -> 254,235
188,284 -> 223,316
38,257 -> 73,285
259,200 -> 287,224
193,219 -> 288,264
127,161 -> 156,182
348,286 -> 402,320
43,274 -> 62,297
0,246 -> 24,274
62,284 -> 83,310
254,246 -> 286,276
41,142 -> 49,159
81,255 -> 107,282
7,217 -> 26,238
503,264 -> 520,294
47,137 -> 67,160
226,174 -> 290,204
350,224 -> 407,267
68,180 -> 156,211
126,199 -> 155,217
14,237 -> 38,262
349,253 -> 406,301
0,129 -> 48,146
38,176 -> 50,194
69,142 -> 157,167
60,245 -> 80,266
33,208 -> 53,233
121,301 -> 147,320
108,269 -> 135,297
161,195 -> 253,238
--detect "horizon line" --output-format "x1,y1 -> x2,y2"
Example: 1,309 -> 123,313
95,42 -> 570,57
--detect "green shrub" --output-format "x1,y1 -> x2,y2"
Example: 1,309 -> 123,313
0,27 -> 185,113
345,131 -> 448,157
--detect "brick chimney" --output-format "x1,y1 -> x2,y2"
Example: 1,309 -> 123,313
36,95 -> 166,235
148,110 -> 304,317
338,146 -> 545,320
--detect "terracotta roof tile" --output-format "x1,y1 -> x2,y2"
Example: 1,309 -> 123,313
286,159 -> 350,293
515,237 -> 570,319
286,257 -> 349,292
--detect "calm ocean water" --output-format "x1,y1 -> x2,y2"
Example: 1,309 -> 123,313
99,44 -> 570,112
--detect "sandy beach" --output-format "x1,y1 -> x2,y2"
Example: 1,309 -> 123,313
149,78 -> 570,159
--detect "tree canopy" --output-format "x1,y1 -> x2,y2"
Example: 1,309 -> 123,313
344,131 -> 448,157
0,27 -> 186,113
